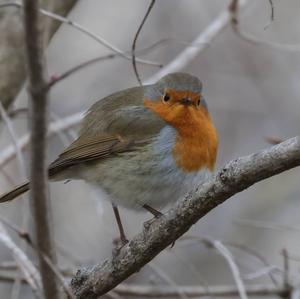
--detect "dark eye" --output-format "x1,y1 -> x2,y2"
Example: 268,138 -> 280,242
197,98 -> 201,107
162,93 -> 170,103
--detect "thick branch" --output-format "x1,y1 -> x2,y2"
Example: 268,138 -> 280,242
71,136 -> 300,298
23,0 -> 60,298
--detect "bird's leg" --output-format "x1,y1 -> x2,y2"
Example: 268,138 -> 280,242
142,205 -> 176,247
112,204 -> 128,245
143,204 -> 163,218
143,204 -> 163,229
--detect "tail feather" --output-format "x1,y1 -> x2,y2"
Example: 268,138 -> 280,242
0,182 -> 30,203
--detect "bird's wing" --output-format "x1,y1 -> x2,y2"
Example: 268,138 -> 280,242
49,85 -> 165,176
48,133 -> 148,176
80,86 -> 165,139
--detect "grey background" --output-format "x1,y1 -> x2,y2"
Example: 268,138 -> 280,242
0,0 -> 300,297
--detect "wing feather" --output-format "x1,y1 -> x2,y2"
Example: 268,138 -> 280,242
48,134 -> 146,176
48,86 -> 163,177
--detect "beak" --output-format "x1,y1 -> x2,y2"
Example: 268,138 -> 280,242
179,97 -> 192,106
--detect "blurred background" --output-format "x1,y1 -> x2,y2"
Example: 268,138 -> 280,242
0,0 -> 300,298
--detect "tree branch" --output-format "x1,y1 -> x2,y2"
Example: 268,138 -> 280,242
131,0 -> 156,85
71,136 -> 300,298
144,0 -> 251,84
114,283 -> 289,297
229,0 -> 300,51
0,223 -> 42,296
0,111 -> 83,169
23,0 -> 60,298
0,0 -> 77,110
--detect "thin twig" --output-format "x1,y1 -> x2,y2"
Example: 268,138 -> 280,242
148,263 -> 188,299
0,102 -> 27,177
268,0 -> 274,22
0,168 -> 16,186
265,136 -> 283,145
227,243 -> 280,286
291,272 -> 300,299
47,54 -> 115,89
0,223 -> 42,296
230,0 -> 300,51
41,254 -> 75,299
0,100 -> 30,299
48,37 -> 210,89
114,283 -> 289,297
137,37 -> 209,56
0,214 -> 75,299
0,273 -> 292,297
213,240 -> 248,299
167,248 -> 211,293
234,25 -> 300,51
23,0 -> 60,298
0,257 -> 292,298
49,111 -> 76,145
0,1 -> 161,68
132,0 -> 156,85
144,0 -> 251,84
0,215 -> 33,246
0,274 -> 291,298
234,218 -> 300,232
282,249 -> 290,291
0,261 -> 74,278
105,291 -> 124,299
0,111 -> 83,170
244,266 -> 282,281
179,235 -> 279,286
7,108 -> 28,119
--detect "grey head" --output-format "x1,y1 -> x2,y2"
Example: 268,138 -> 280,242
144,72 -> 203,100
144,73 -> 208,110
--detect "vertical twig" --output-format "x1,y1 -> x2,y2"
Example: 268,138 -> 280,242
263,0 -> 274,30
0,102 -> 27,176
148,262 -> 189,299
213,240 -> 248,299
0,222 -> 42,297
144,0 -> 250,84
0,215 -> 75,298
22,0 -> 60,298
282,249 -> 290,290
268,0 -> 274,21
132,0 -> 156,85
0,101 -> 29,299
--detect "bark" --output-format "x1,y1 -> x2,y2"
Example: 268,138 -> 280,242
23,0 -> 60,298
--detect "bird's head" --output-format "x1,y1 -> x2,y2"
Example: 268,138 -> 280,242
144,73 -> 209,133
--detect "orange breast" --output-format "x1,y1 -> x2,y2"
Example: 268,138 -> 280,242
173,127 -> 217,172
144,98 -> 218,172
173,109 -> 218,172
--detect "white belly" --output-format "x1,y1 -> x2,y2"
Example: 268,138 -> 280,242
81,126 -> 212,210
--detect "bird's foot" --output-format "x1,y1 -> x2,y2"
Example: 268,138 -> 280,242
112,236 -> 129,256
143,217 -> 157,230
143,208 -> 164,230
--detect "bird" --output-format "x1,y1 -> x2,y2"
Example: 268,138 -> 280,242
0,72 -> 218,244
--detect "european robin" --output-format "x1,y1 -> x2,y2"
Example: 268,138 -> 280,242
0,72 -> 218,243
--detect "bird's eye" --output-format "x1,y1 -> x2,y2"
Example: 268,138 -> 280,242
197,97 -> 201,107
162,93 -> 170,103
